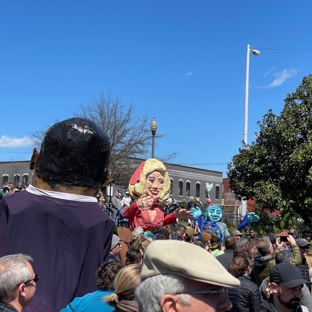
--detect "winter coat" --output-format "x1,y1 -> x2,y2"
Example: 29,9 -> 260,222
227,275 -> 262,312
298,259 -> 311,291
252,255 -> 275,286
216,250 -> 234,270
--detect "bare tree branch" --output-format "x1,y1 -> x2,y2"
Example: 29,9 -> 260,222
31,93 -> 167,189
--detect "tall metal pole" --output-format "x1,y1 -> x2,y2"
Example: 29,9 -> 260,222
152,134 -> 155,158
241,44 -> 251,218
150,118 -> 158,159
243,44 -> 250,147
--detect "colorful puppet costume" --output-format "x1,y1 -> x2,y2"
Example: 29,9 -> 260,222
122,158 -> 176,231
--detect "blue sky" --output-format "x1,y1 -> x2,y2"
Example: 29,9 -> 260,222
1,1 -> 312,177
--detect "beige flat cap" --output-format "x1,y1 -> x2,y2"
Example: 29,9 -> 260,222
141,240 -> 240,288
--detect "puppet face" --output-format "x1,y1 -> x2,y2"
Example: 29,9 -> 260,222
207,206 -> 223,222
145,171 -> 164,198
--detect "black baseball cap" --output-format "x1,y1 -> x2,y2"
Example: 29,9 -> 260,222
157,228 -> 169,239
270,263 -> 308,288
296,238 -> 311,248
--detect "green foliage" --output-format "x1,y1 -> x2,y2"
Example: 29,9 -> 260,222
228,74 -> 312,226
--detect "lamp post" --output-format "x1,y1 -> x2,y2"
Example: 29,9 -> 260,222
150,118 -> 158,158
241,44 -> 260,217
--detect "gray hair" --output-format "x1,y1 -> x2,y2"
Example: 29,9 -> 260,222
275,250 -> 294,264
135,274 -> 191,312
257,237 -> 272,256
0,254 -> 33,302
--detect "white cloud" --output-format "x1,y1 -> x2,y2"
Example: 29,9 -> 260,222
257,68 -> 297,89
263,67 -> 276,77
0,135 -> 33,148
185,71 -> 194,76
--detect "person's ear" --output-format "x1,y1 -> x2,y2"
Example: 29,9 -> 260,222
270,282 -> 278,294
160,294 -> 180,312
17,283 -> 27,299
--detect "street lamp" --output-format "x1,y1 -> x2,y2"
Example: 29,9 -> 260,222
241,44 -> 260,217
243,44 -> 260,146
150,118 -> 158,158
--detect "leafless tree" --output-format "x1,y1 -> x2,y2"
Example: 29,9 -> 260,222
31,93 -> 165,188
75,93 -> 158,187
31,120 -> 59,150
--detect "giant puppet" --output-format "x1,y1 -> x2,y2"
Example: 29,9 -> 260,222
122,158 -> 191,231
197,205 -> 230,244
0,118 -> 115,312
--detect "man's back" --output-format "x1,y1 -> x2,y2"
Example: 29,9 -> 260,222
0,189 -> 114,312
216,249 -> 234,269
252,256 -> 275,286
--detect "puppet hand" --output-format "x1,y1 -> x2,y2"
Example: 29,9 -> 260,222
174,208 -> 192,219
137,194 -> 155,211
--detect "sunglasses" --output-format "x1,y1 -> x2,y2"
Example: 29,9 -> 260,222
176,288 -> 228,300
24,274 -> 39,284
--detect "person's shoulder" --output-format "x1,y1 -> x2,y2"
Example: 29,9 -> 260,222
61,290 -> 114,311
260,298 -> 275,312
240,275 -> 259,287
0,302 -> 18,312
266,258 -> 276,268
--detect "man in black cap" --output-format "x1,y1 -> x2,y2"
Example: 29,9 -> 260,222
261,263 -> 309,312
0,118 -> 115,312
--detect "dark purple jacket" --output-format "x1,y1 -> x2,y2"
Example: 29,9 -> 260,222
0,189 -> 114,312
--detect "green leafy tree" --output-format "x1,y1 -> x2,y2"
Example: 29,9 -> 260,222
228,74 -> 312,227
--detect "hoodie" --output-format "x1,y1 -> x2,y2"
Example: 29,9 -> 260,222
252,255 -> 275,286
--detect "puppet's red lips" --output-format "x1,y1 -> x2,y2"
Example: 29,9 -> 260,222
150,190 -> 159,196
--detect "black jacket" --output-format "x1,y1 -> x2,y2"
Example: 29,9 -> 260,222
260,298 -> 275,312
228,275 -> 262,312
298,259 -> 311,291
252,255 -> 275,286
216,250 -> 234,269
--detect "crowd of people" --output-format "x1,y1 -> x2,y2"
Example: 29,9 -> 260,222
3,212 -> 312,312
1,117 -> 312,312
0,182 -> 24,198
101,223 -> 312,312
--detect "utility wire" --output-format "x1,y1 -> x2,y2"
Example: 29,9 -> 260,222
178,163 -> 229,166
255,47 -> 312,51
